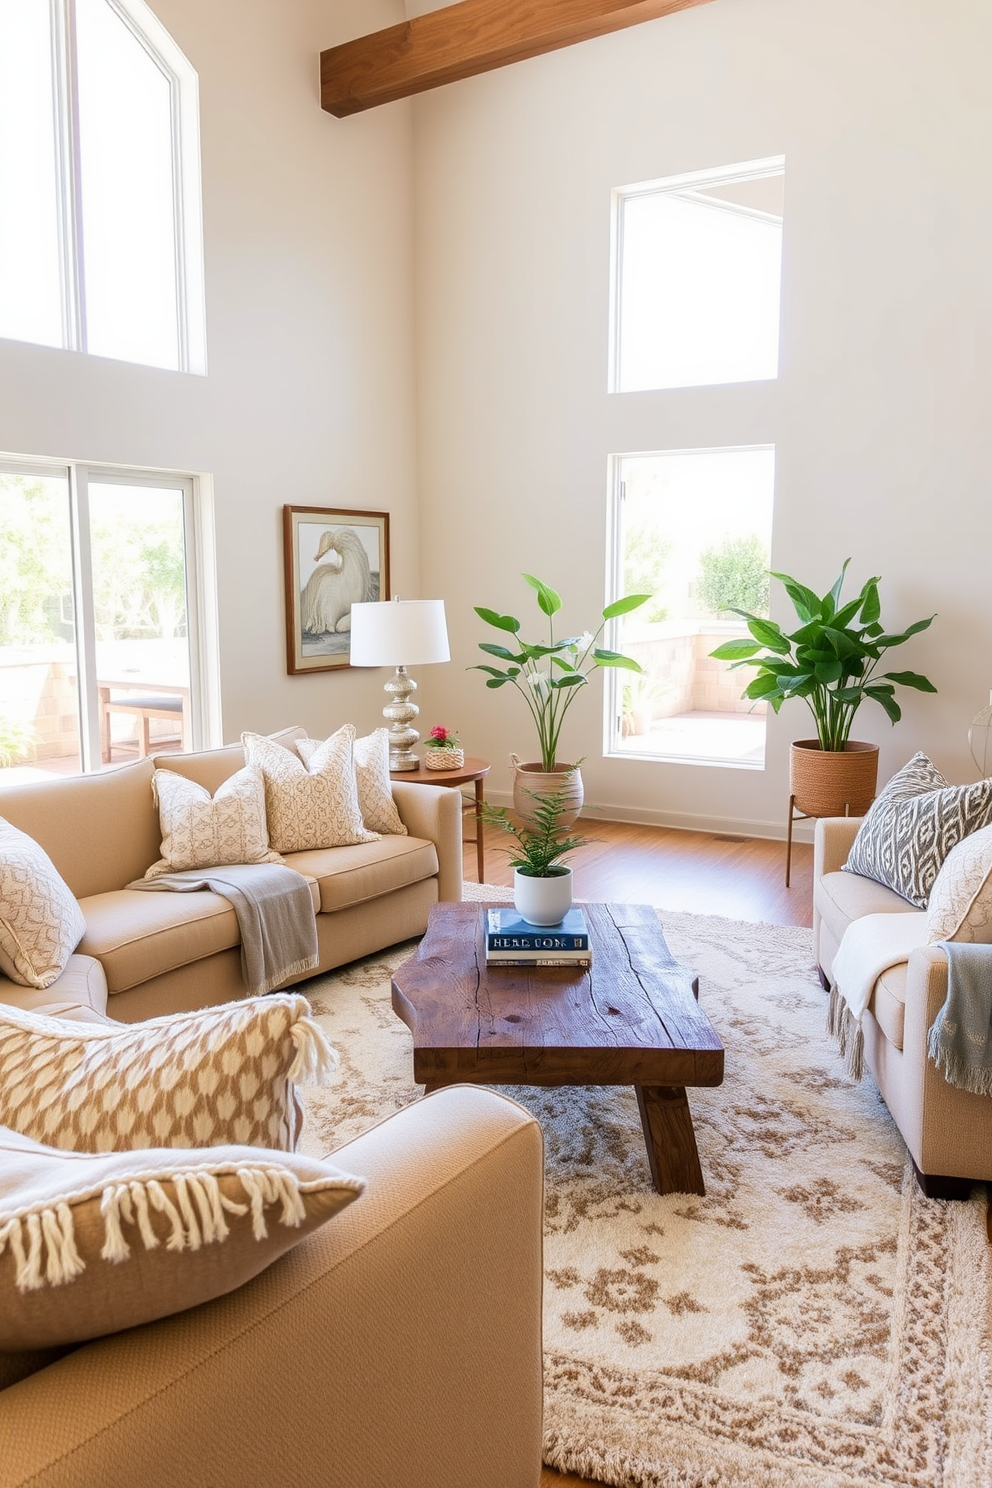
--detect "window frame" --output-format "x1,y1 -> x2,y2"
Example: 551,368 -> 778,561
0,453 -> 214,773
14,0 -> 205,373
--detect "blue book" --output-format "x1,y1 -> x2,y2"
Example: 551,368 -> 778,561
486,907 -> 589,951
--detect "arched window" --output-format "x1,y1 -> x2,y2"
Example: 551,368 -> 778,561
0,0 -> 205,372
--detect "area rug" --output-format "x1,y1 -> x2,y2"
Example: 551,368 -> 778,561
296,894 -> 992,1488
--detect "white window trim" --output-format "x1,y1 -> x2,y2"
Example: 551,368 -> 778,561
42,0 -> 206,373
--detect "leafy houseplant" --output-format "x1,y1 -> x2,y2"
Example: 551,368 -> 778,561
710,561 -> 937,816
473,573 -> 650,823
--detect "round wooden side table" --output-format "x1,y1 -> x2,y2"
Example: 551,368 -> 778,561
389,756 -> 490,882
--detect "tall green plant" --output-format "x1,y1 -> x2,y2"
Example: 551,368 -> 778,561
473,574 -> 650,772
710,560 -> 937,751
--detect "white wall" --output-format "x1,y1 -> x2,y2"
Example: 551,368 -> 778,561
412,0 -> 992,836
0,0 -> 417,746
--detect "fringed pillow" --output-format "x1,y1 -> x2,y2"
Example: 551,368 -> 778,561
0,993 -> 336,1154
0,819 -> 86,989
0,1124 -> 364,1350
298,728 -> 407,836
144,764 -> 283,879
843,753 -> 992,908
243,727 -> 378,852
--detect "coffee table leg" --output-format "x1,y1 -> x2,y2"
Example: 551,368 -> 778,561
634,1085 -> 706,1196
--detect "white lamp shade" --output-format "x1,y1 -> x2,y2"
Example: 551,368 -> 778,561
349,599 -> 450,667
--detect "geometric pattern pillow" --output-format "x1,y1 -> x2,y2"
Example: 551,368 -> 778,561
843,753 -> 992,908
242,726 -> 378,853
0,1124 -> 364,1350
0,818 -> 86,990
0,993 -> 337,1154
144,764 -> 283,879
926,823 -> 992,943
298,728 -> 407,836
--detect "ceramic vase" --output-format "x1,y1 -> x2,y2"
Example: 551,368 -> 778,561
510,756 -> 583,827
512,866 -> 573,926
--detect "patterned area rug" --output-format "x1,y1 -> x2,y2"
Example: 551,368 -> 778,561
297,893 -> 992,1488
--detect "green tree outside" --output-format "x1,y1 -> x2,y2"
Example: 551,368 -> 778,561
697,534 -> 770,619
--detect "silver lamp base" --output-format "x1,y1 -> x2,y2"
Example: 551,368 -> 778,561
383,665 -> 420,770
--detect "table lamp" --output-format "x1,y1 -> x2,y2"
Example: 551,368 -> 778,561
349,598 -> 450,770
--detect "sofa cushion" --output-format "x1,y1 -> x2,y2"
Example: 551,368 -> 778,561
816,868 -> 921,953
926,822 -> 992,944
0,992 -> 336,1153
869,962 -> 908,1050
843,752 -> 992,908
282,836 -> 439,914
77,881 -> 320,994
145,764 -> 282,878
0,1124 -> 364,1350
0,819 -> 86,989
0,955 -> 109,1023
299,728 -> 407,837
243,727 -> 378,852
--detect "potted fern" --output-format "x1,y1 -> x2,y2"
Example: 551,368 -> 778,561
710,561 -> 937,815
482,774 -> 589,925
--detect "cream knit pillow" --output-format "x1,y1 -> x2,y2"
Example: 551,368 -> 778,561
144,764 -> 283,879
0,819 -> 86,990
926,824 -> 992,944
243,726 -> 378,853
298,728 -> 407,836
0,993 -> 336,1154
0,1124 -> 364,1350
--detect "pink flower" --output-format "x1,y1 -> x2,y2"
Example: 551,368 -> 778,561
428,725 -> 459,746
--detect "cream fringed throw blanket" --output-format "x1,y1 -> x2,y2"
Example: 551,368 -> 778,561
129,863 -> 319,995
827,911 -> 928,1078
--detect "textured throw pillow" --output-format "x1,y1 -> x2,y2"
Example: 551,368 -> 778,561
0,1124 -> 364,1350
926,823 -> 992,944
145,764 -> 283,879
298,728 -> 407,836
0,818 -> 86,990
0,993 -> 336,1154
843,753 -> 992,908
243,726 -> 378,853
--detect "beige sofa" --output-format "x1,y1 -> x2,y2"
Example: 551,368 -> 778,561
0,1084 -> 545,1488
0,727 -> 462,1023
814,816 -> 992,1197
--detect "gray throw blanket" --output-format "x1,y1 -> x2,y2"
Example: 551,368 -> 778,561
928,941 -> 992,1096
129,864 -> 318,996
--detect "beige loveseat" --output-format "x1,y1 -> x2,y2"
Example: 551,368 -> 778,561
0,726 -> 462,1023
814,816 -> 992,1197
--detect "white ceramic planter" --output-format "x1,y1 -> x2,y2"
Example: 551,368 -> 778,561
512,866 -> 573,927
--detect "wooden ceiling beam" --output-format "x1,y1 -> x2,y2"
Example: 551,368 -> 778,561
320,0 -> 716,118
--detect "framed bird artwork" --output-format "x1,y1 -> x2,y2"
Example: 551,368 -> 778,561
283,505 -> 390,673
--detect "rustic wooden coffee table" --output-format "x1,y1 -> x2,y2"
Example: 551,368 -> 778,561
391,901 -> 724,1196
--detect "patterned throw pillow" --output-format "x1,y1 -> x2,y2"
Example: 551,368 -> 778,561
0,819 -> 86,990
243,726 -> 378,853
0,1124 -> 364,1350
144,764 -> 283,879
298,728 -> 407,836
0,993 -> 336,1153
843,753 -> 992,908
926,823 -> 992,943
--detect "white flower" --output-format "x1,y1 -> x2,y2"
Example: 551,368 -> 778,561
526,671 -> 551,697
574,631 -> 594,653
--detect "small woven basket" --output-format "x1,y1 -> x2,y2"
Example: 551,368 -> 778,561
790,740 -> 879,817
425,747 -> 464,771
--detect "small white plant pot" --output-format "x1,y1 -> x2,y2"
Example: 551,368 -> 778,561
425,747 -> 464,770
513,866 -> 573,927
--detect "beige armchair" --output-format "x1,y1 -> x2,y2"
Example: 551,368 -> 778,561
814,816 -> 992,1197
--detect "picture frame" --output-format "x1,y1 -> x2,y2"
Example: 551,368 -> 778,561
283,506 -> 390,674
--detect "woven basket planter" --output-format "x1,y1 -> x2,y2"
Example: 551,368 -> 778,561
510,756 -> 584,827
790,740 -> 879,817
424,747 -> 464,771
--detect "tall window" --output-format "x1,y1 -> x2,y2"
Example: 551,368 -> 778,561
608,447 -> 775,768
0,0 -> 205,372
0,460 -> 206,784
612,158 -> 784,392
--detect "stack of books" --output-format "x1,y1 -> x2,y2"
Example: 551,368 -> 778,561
485,907 -> 591,967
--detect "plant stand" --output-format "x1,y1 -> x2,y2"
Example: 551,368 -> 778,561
785,794 -> 855,888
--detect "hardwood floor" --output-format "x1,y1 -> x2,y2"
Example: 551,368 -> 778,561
465,816 -> 814,929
